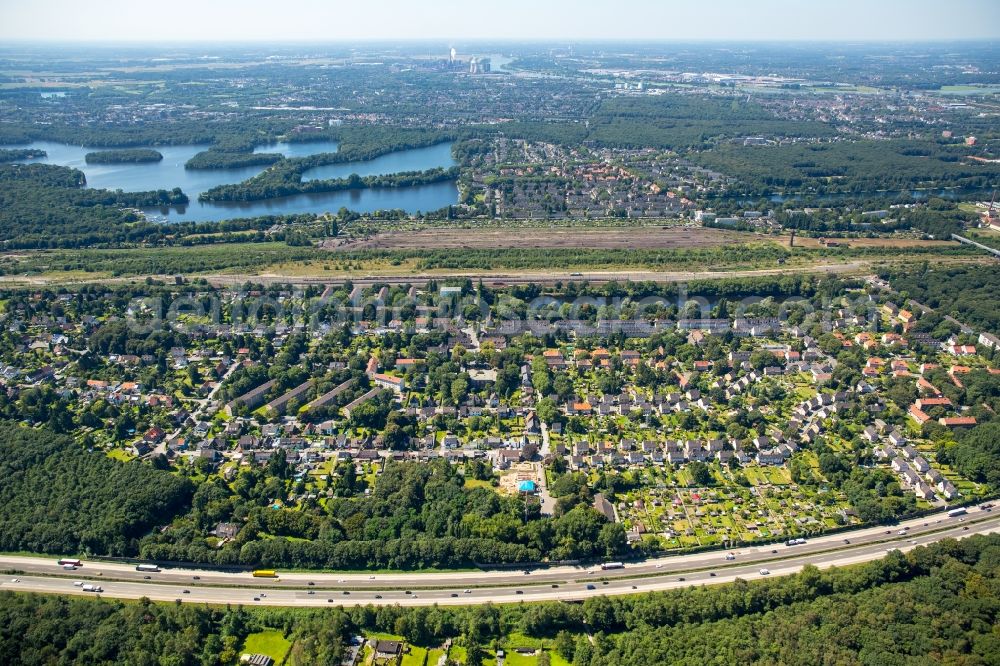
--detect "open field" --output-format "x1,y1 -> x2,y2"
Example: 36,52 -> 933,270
326,226 -> 771,251
778,235 -> 961,250
0,235 -> 989,287
242,630 -> 292,663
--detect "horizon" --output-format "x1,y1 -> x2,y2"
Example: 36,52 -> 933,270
4,37 -> 1000,45
2,0 -> 999,42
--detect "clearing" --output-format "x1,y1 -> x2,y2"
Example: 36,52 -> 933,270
325,226 -> 771,251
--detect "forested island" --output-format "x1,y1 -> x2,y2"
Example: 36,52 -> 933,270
84,149 -> 163,164
185,149 -> 284,170
200,166 -> 459,202
0,148 -> 46,163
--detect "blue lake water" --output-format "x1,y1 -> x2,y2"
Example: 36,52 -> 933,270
302,142 -> 455,181
2,140 -> 458,222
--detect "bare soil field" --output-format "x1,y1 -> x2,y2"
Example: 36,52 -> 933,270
778,235 -> 960,249
324,226 -> 772,251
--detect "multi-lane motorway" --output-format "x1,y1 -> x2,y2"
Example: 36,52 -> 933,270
2,506 -> 997,606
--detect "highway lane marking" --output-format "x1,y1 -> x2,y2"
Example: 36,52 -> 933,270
3,521 -> 996,607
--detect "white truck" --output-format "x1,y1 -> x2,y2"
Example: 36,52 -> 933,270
81,584 -> 103,593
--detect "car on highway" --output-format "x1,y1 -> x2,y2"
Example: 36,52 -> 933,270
759,569 -> 770,576
844,539 -> 851,544
342,590 -> 350,595
253,597 -> 260,601
709,572 -> 717,577
631,585 -> 638,589
307,581 -> 314,586
182,589 -> 190,594
9,578 -> 19,583
451,593 -> 458,597
516,590 -> 523,595
369,576 -> 375,580
374,595 -> 382,599
143,575 -> 151,580
307,590 -> 315,595
897,529 -> 908,535
463,589 -> 471,594
677,577 -> 685,582
725,553 -> 736,560
73,581 -> 84,587
192,576 -> 200,580
586,584 -> 596,590
551,584 -> 559,588
404,590 -> 412,595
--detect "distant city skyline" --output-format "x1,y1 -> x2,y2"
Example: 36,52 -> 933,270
1,0 -> 999,43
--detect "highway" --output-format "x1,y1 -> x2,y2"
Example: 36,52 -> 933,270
1,506 -> 996,607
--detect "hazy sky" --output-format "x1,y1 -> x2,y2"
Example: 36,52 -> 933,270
1,0 -> 998,42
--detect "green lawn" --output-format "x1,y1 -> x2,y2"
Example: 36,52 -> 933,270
242,630 -> 291,664
106,448 -> 135,462
502,650 -> 538,665
401,645 -> 428,665
549,651 -> 572,666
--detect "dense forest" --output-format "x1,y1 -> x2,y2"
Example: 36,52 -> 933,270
140,458 -> 628,569
694,139 -> 1000,195
498,95 -> 836,151
0,117 -> 297,149
84,149 -> 163,164
185,149 -> 284,170
940,422 -> 1000,488
888,264 -> 1000,336
0,164 -> 187,248
2,534 -> 998,664
0,421 -> 193,556
201,166 -> 459,202
772,197 -> 976,239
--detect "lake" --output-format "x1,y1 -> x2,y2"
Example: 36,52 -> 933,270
302,142 -> 455,181
2,140 -> 459,222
